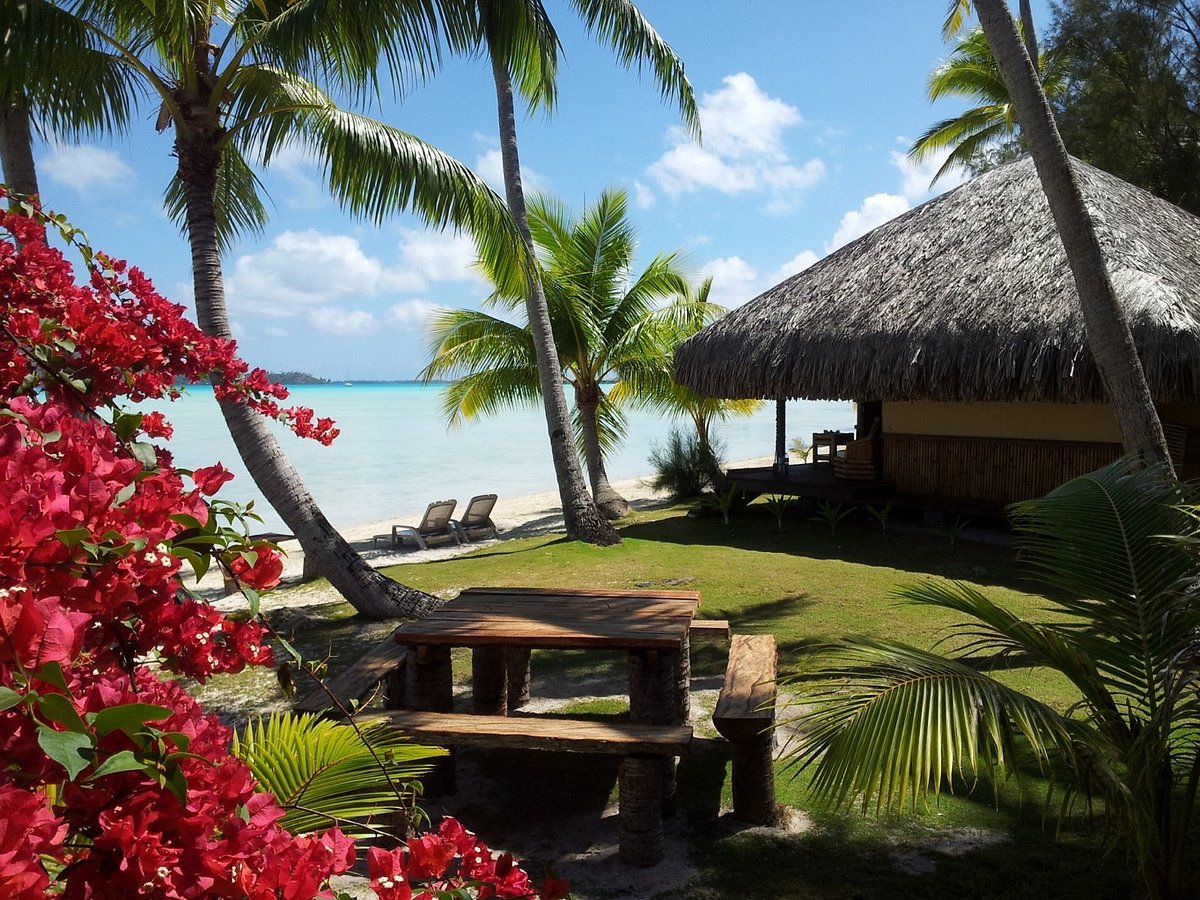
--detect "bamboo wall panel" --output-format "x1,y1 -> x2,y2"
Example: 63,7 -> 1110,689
883,433 -> 1123,508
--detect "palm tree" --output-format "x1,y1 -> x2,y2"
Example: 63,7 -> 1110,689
471,0 -> 697,542
620,275 -> 761,490
973,0 -> 1172,469
910,25 -> 1065,183
943,0 -> 1039,65
423,187 -> 690,520
27,0 -> 526,617
787,460 -> 1200,899
0,1 -> 136,202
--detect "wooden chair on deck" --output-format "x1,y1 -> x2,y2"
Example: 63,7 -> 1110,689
833,418 -> 881,481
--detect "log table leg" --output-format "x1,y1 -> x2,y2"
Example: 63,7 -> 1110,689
505,647 -> 531,710
618,754 -> 664,867
674,634 -> 692,725
629,649 -> 678,818
472,647 -> 508,715
729,732 -> 777,826
404,644 -> 456,795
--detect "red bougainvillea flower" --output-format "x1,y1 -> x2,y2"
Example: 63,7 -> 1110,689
0,783 -> 66,898
367,846 -> 415,900
229,551 -> 284,591
192,463 -> 234,496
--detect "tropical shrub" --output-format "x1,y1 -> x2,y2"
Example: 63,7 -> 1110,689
648,426 -> 723,499
786,461 -> 1200,900
0,197 -> 560,899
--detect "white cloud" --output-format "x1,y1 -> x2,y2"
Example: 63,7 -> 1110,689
42,145 -> 134,192
387,299 -> 447,330
890,143 -> 969,203
228,230 -> 423,315
826,192 -> 911,252
263,326 -> 289,338
308,307 -> 378,335
633,180 -> 656,209
474,148 -> 548,195
768,250 -> 819,285
397,229 -> 480,283
645,73 -> 824,214
268,143 -> 326,209
699,256 -> 763,308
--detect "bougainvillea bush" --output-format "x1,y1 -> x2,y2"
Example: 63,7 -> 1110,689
0,196 -> 563,899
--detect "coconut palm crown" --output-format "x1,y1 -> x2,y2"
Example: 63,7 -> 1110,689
787,460 -> 1200,900
422,186 -> 690,519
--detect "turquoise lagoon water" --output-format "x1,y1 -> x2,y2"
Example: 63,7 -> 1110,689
150,383 -> 853,533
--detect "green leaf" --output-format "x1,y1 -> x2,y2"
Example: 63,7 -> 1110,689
130,441 -> 159,469
35,661 -> 69,692
38,693 -> 86,732
56,527 -> 94,548
89,749 -> 148,780
0,686 -> 23,711
93,703 -> 174,737
38,727 -> 93,779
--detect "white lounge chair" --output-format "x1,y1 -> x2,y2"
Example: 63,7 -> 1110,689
452,494 -> 498,542
392,499 -> 461,550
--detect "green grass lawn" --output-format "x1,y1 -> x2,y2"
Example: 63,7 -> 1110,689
194,501 -> 1152,898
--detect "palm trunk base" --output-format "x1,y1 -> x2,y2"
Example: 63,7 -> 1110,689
593,483 -> 632,520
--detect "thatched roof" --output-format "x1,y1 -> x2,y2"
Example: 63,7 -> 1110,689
675,155 -> 1200,404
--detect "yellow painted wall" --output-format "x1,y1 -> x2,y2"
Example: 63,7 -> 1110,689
882,400 -> 1122,442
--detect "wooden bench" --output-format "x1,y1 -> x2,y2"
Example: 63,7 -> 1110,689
362,709 -> 692,868
689,619 -> 731,641
713,634 -> 778,825
293,633 -> 407,715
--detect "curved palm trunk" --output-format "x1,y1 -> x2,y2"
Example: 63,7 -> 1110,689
1017,0 -> 1038,69
489,48 -> 620,545
574,383 -> 630,519
691,411 -> 726,491
975,0 -> 1172,472
177,126 -> 439,619
1,101 -> 38,204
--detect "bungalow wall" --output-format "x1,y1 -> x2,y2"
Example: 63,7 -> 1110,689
878,400 -> 1198,510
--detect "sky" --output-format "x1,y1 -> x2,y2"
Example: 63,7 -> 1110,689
30,1 -> 1055,381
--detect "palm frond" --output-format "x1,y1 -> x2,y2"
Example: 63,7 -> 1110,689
568,0 -> 698,138
787,637 -> 1073,814
480,0 -> 561,111
233,712 -> 445,837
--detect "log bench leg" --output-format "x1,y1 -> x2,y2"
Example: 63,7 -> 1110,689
405,645 -> 456,795
618,754 -> 664,867
505,647 -> 531,710
629,649 -> 678,817
472,647 -> 508,716
729,733 -> 777,826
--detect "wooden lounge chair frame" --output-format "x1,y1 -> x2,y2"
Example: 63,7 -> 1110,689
392,499 -> 461,550
452,493 -> 498,542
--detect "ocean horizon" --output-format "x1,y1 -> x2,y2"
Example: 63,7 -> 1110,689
148,383 -> 854,533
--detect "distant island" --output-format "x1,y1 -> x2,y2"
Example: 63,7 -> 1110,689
267,371 -> 331,385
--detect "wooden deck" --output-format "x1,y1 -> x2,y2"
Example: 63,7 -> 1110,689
726,462 -> 894,504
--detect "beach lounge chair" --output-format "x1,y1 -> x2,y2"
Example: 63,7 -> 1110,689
392,499 -> 461,550
452,493 -> 499,542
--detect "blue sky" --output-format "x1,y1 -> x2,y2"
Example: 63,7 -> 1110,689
31,1 -> 1053,380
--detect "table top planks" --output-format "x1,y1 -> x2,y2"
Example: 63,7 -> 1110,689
393,587 -> 700,651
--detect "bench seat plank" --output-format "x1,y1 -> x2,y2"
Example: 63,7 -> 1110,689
294,636 -> 407,714
361,710 -> 693,756
713,634 -> 778,741
689,619 -> 731,641
460,586 -> 701,602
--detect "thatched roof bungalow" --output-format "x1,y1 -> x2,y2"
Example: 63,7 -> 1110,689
675,155 -> 1200,511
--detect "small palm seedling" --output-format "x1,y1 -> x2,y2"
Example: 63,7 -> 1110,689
866,500 -> 893,536
702,485 -> 739,525
789,436 -> 812,462
944,514 -> 969,546
764,494 -> 794,532
815,501 -> 853,535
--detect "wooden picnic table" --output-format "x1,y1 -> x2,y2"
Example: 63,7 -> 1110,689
392,586 -> 700,723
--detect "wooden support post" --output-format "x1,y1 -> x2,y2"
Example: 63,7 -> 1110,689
618,754 -> 664,867
404,644 -> 455,795
505,647 -> 531,710
729,731 -> 776,826
472,647 -> 508,716
674,634 -> 692,726
629,649 -> 678,816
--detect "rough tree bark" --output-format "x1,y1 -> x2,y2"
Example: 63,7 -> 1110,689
975,0 -> 1173,471
1,101 -> 38,204
488,43 -> 620,545
574,383 -> 631,519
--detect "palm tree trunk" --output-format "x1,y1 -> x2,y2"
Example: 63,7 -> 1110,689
575,383 -> 630,519
975,0 -> 1173,472
488,45 -> 620,545
177,127 -> 440,619
1,100 -> 39,205
1017,0 -> 1038,70
692,411 -> 726,491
